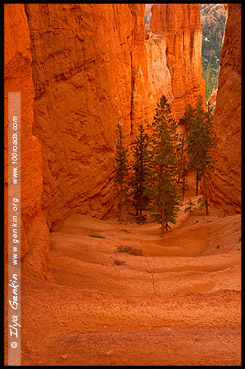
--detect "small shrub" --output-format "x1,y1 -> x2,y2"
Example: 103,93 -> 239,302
121,229 -> 129,233
114,259 -> 126,266
116,245 -> 142,256
184,199 -> 195,216
88,235 -> 106,239
216,245 -> 220,249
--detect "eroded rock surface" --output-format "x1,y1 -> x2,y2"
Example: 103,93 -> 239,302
207,4 -> 241,214
149,4 -> 205,119
25,4 -> 155,227
4,4 -> 50,279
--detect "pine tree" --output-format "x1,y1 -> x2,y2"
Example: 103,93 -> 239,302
201,102 -> 215,215
187,95 -> 205,196
184,199 -> 195,216
180,155 -> 189,201
113,123 -> 129,221
130,123 -> 151,223
187,96 -> 215,215
148,95 -> 180,237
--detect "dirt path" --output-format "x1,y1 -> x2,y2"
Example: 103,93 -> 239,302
20,203 -> 241,365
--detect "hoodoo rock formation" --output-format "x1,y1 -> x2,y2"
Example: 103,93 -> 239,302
4,5 -> 50,279
207,4 -> 241,214
149,4 -> 205,119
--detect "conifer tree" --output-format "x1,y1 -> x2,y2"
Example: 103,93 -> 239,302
187,95 -> 205,195
187,96 -> 215,215
180,155 -> 189,201
176,105 -> 195,196
148,95 -> 180,237
113,123 -> 129,221
130,123 -> 151,223
184,199 -> 195,216
177,114 -> 191,184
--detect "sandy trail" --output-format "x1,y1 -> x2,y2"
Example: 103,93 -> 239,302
20,200 -> 241,366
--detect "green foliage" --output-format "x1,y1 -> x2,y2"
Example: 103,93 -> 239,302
187,95 -> 215,180
201,7 -> 226,101
176,114 -> 191,200
148,95 -> 180,234
179,155 -> 189,201
130,123 -> 151,223
184,199 -> 195,216
88,235 -> 106,239
113,123 -> 129,221
185,95 -> 215,214
198,196 -> 209,209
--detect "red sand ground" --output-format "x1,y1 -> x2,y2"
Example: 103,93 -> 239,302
12,175 -> 239,365
19,181 -> 241,366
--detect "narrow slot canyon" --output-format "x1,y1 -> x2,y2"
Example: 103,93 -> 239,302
4,3 -> 241,366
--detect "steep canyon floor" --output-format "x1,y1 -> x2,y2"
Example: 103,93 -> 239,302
21,195 -> 241,366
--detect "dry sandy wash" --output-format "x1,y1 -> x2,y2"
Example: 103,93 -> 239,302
21,194 -> 241,366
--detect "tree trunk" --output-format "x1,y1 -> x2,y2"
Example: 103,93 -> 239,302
196,170 -> 199,196
139,208 -> 142,223
203,172 -> 209,216
177,140 -> 184,183
182,157 -> 186,201
139,189 -> 143,222
140,150 -> 143,222
118,183 -> 123,221
161,200 -> 165,238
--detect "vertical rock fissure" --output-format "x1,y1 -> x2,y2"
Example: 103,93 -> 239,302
130,50 -> 134,136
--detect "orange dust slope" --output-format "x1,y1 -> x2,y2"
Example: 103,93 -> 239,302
21,209 -> 241,366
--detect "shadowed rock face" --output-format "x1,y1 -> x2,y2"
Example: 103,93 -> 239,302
149,4 -> 205,119
207,4 -> 241,214
4,4 -> 50,279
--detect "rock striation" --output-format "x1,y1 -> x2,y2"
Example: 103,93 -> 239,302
25,4 -> 154,228
23,4 -> 206,230
149,4 -> 205,119
207,4 -> 241,214
4,4 -> 50,279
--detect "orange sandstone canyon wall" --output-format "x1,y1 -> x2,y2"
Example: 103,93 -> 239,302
4,4 -> 50,279
25,4 -> 154,228
207,4 -> 241,214
24,4 -> 205,230
5,4 -> 225,278
149,4 -> 205,119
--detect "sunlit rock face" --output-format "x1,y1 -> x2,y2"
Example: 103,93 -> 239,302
208,89 -> 217,112
145,35 -> 174,115
207,4 -> 241,214
200,4 -> 226,26
149,4 -> 205,120
4,4 -> 50,279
